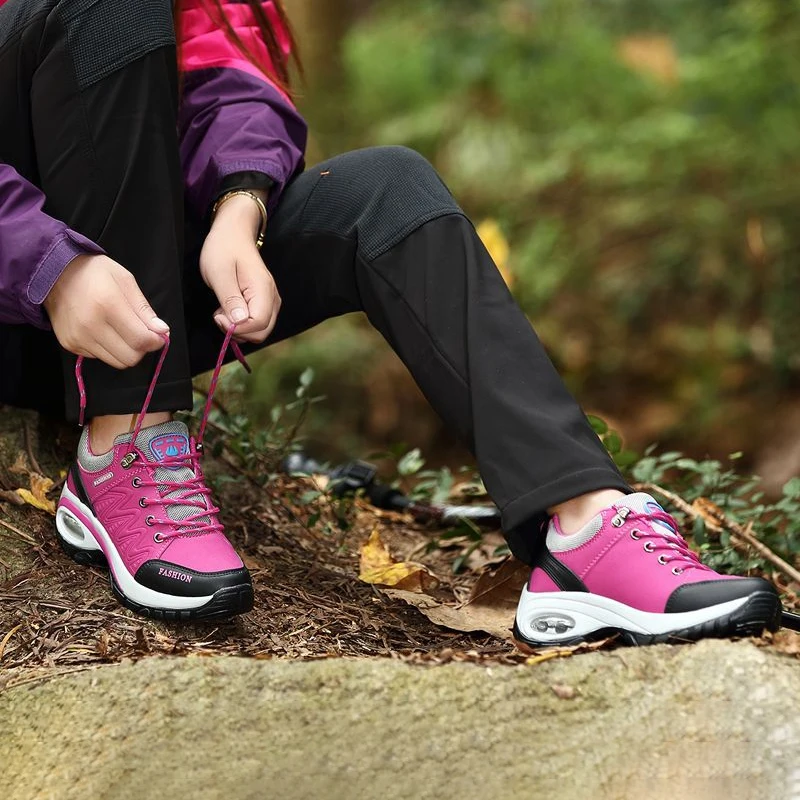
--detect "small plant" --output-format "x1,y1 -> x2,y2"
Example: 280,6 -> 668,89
629,448 -> 800,578
190,367 -> 324,487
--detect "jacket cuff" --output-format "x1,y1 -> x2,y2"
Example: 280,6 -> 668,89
211,159 -> 289,215
217,170 -> 275,200
24,229 -> 105,327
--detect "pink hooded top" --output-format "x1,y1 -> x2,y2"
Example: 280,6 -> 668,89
0,0 -> 308,328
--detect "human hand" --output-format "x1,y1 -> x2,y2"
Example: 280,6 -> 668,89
200,192 -> 280,344
44,254 -> 169,369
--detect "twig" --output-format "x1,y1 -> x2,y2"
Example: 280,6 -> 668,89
634,481 -> 800,586
0,517 -> 38,546
23,420 -> 44,476
0,624 -> 23,661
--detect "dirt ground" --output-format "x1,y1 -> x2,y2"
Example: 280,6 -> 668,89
1,407 -> 798,694
0,410 -> 529,692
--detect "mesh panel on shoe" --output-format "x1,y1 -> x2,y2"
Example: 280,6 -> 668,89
77,427 -> 115,472
113,421 -> 210,527
546,492 -> 676,554
546,514 -> 603,553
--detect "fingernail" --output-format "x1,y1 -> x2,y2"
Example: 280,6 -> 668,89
231,308 -> 247,323
151,317 -> 170,333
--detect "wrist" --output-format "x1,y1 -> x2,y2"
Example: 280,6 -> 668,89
211,190 -> 268,245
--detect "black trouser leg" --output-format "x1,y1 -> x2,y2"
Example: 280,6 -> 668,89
0,0 -> 191,420
185,147 -> 630,563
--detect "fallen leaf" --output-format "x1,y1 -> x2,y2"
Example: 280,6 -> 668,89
692,497 -> 724,530
16,473 -> 56,515
9,453 -> 28,474
358,529 -> 439,592
383,588 -> 513,641
380,558 -> 530,641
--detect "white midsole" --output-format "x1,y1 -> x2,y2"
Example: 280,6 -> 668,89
515,587 -> 751,641
57,484 -> 215,611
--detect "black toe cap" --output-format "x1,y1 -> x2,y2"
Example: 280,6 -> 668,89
134,560 -> 252,598
665,576 -> 777,614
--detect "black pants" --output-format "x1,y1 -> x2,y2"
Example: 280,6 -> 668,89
0,0 -> 630,563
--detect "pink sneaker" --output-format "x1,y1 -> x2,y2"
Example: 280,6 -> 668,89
514,492 -> 781,647
55,330 -> 253,620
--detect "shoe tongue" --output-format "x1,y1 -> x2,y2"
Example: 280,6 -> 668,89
618,492 -> 678,535
115,421 -> 209,529
115,420 -> 192,466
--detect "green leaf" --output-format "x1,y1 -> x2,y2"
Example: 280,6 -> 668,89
452,553 -> 468,574
614,449 -> 639,469
783,477 -> 800,499
299,367 -> 315,388
604,431 -> 622,455
692,516 -> 707,546
398,448 -> 425,476
299,489 -> 322,505
587,414 -> 608,435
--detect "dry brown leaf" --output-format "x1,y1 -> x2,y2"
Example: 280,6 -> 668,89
691,497 -> 724,530
9,453 -> 28,475
16,473 -> 56,515
379,558 -> 530,641
382,588 -> 513,641
358,529 -> 439,592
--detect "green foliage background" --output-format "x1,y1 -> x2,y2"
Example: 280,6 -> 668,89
246,0 -> 800,469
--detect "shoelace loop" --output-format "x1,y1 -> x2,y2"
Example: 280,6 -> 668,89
623,508 -> 709,572
74,326 -> 251,539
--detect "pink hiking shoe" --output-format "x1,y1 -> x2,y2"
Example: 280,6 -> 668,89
514,492 -> 781,647
55,330 -> 253,621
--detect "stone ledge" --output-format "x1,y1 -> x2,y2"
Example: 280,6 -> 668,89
1,639 -> 799,800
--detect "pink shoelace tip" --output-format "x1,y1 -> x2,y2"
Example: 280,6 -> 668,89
74,324 -> 251,445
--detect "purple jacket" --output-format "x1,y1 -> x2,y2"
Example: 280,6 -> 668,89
0,0 -> 307,329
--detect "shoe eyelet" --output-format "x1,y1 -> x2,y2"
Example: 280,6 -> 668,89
139,498 -> 147,508
657,555 -> 668,565
145,515 -> 155,527
153,532 -> 165,543
672,567 -> 684,575
132,477 -> 142,488
630,529 -> 641,540
643,541 -> 655,553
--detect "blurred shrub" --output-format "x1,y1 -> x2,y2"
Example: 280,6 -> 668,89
251,0 -> 800,462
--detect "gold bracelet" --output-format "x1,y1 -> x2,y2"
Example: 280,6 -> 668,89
211,189 -> 268,248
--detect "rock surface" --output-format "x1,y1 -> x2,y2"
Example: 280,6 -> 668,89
2,640 -> 799,800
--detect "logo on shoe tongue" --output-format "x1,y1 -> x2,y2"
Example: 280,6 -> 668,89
149,433 -> 190,464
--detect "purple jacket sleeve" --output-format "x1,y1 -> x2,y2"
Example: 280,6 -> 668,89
0,163 -> 104,328
178,67 -> 308,218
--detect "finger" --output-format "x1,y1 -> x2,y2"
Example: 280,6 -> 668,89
206,268 -> 249,326
115,272 -> 170,336
234,329 -> 269,345
89,340 -> 129,371
265,290 -> 282,337
227,257 -> 275,336
213,309 -> 232,333
93,329 -> 147,369
108,306 -> 167,357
